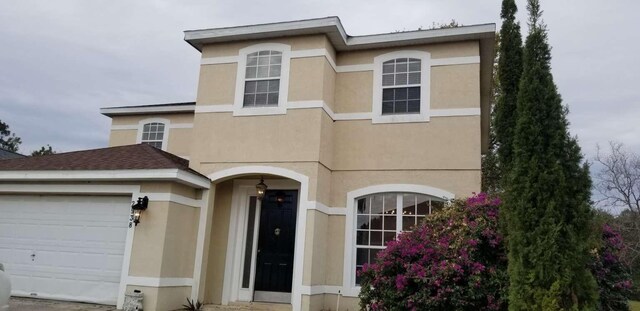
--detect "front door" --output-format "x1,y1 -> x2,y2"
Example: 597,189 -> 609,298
253,190 -> 298,303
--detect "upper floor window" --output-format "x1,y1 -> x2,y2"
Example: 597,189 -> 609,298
243,51 -> 282,107
141,122 -> 165,149
354,192 -> 445,285
233,43 -> 291,116
372,51 -> 431,124
382,58 -> 421,115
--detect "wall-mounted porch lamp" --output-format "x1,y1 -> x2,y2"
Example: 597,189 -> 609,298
256,177 -> 268,200
131,196 -> 149,226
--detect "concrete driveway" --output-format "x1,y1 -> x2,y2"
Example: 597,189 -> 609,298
9,297 -> 117,311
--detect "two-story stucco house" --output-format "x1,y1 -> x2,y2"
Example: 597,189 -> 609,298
0,17 -> 494,311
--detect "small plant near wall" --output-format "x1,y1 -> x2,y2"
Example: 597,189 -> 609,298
181,298 -> 203,311
358,193 -> 508,310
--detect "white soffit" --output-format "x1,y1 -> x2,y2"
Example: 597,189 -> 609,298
184,16 -> 496,52
100,104 -> 196,117
0,169 -> 211,189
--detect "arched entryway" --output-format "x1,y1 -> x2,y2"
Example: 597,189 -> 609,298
201,166 -> 310,311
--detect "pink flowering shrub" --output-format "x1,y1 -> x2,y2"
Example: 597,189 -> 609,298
589,224 -> 634,311
358,193 -> 508,311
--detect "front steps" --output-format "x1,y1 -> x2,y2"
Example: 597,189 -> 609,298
203,302 -> 292,311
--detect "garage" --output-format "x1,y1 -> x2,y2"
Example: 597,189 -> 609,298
0,144 -> 212,309
0,194 -> 131,305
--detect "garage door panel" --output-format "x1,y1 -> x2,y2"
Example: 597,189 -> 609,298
0,194 -> 130,305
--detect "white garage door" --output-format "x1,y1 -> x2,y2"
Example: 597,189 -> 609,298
0,194 -> 131,305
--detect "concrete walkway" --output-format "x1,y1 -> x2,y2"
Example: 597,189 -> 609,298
9,297 -> 117,311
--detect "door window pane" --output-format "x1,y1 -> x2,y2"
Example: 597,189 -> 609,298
241,197 -> 257,288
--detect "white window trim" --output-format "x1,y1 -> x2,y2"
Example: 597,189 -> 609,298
233,43 -> 291,116
372,51 -> 431,124
136,118 -> 170,151
341,184 -> 454,297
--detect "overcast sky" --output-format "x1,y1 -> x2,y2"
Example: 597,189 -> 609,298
0,0 -> 638,159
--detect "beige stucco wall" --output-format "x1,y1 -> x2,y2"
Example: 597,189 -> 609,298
336,41 -> 479,65
324,216 -> 345,286
110,114 -> 194,126
189,109 -> 325,168
108,130 -> 137,147
431,64 -> 481,109
108,113 -> 194,158
197,63 -> 237,105
332,116 -> 481,171
203,180 -> 233,304
334,71 -> 373,113
129,182 -> 200,279
302,210 -> 328,286
289,57 -> 326,102
200,35 -> 331,58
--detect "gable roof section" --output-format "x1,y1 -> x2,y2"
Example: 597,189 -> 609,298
0,148 -> 25,160
0,144 -> 210,188
183,16 -> 495,52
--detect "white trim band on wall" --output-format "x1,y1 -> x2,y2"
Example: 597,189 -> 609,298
138,192 -> 202,208
111,123 -> 193,130
193,100 -> 480,120
126,277 -> 194,287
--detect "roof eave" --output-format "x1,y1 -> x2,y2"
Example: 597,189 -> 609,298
0,169 -> 211,189
100,104 -> 196,117
183,17 -> 496,52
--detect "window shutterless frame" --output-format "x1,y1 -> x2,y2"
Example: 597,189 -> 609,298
353,192 -> 445,285
342,184 -> 455,297
372,51 -> 431,124
233,43 -> 291,116
135,118 -> 170,151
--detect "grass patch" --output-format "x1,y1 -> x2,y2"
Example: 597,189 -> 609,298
630,300 -> 640,311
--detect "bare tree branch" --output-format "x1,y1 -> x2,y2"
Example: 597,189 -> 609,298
594,141 -> 640,275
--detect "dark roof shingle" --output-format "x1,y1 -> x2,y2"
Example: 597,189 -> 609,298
0,148 -> 25,160
0,144 -> 207,179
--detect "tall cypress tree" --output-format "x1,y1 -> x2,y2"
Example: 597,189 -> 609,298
506,0 -> 597,310
494,0 -> 523,174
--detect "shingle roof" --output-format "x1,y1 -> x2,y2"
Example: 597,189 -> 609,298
0,148 -> 25,160
0,144 -> 207,179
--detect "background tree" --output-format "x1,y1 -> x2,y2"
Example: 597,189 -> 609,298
428,19 -> 461,30
31,145 -> 56,156
505,0 -> 597,309
594,141 -> 640,299
493,0 -> 523,176
0,120 -> 22,152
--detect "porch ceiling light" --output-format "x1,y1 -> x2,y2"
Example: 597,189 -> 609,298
256,176 -> 268,200
131,196 -> 149,226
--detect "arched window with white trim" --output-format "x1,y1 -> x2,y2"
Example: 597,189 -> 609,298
372,51 -> 431,123
354,192 -> 445,285
141,122 -> 165,149
137,118 -> 170,151
233,43 -> 291,116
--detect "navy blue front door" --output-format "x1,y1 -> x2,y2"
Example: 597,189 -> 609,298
254,190 -> 298,293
